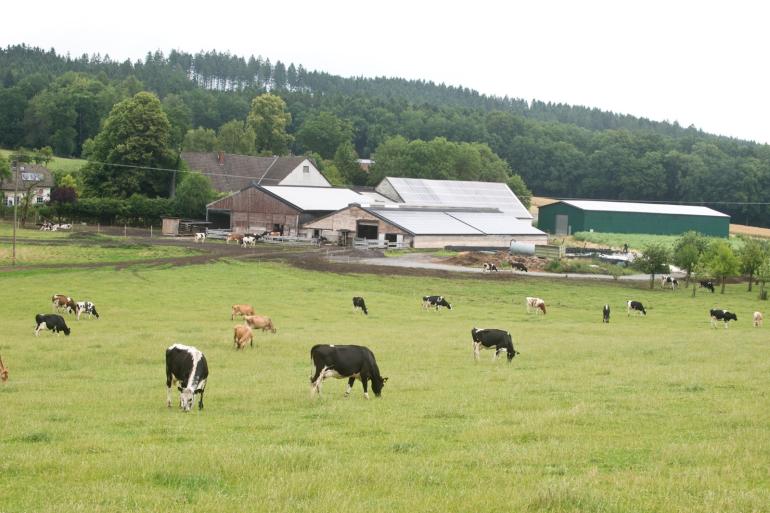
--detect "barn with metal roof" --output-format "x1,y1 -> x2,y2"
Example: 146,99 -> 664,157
538,200 -> 730,237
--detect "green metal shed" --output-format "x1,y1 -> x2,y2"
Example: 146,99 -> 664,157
538,200 -> 730,237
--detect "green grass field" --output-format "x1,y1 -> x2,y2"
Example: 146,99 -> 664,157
1,260 -> 768,512
572,231 -> 746,252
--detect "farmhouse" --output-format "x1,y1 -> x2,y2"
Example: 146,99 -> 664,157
538,200 -> 730,237
205,183 -> 392,235
181,151 -> 330,193
1,164 -> 54,206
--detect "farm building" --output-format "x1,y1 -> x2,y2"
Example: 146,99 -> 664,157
181,151 -> 330,193
205,183 -> 392,235
538,200 -> 730,237
303,204 -> 547,249
2,164 -> 54,206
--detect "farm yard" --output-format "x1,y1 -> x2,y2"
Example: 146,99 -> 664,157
1,248 -> 769,513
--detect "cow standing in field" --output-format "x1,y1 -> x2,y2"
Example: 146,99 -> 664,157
510,261 -> 528,272
627,301 -> 646,316
231,304 -> 255,320
470,328 -> 519,362
35,314 -> 71,336
525,297 -> 546,314
75,301 -> 99,320
0,355 -> 8,383
422,295 -> 452,310
352,297 -> 368,315
602,304 -> 610,323
310,344 -> 388,399
194,232 -> 206,243
165,344 -> 208,412
753,311 -> 763,327
710,309 -> 737,328
242,236 -> 256,247
699,280 -> 715,293
233,324 -> 253,349
226,233 -> 243,245
482,262 -> 498,272
52,294 -> 76,314
661,275 -> 678,290
244,315 -> 277,333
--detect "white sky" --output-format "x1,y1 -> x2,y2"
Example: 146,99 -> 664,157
4,0 -> 769,144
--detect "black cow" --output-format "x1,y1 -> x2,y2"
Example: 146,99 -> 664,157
352,296 -> 368,315
710,309 -> 737,329
34,314 -> 71,336
510,262 -> 528,272
165,344 -> 209,412
602,304 -> 610,323
699,280 -> 715,293
627,300 -> 646,316
482,262 -> 498,272
423,295 -> 452,310
470,328 -> 519,362
310,344 -> 387,399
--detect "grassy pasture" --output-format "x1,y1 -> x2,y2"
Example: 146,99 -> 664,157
1,261 -> 769,513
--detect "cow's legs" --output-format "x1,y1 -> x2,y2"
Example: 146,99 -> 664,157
473,342 -> 481,361
345,377 -> 355,397
310,366 -> 326,397
362,378 -> 370,399
198,389 -> 205,410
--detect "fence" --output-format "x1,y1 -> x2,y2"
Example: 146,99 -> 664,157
353,238 -> 405,249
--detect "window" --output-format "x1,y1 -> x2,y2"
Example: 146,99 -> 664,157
36,197 -> 44,204
302,165 -> 309,173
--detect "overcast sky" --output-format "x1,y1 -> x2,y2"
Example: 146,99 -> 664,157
4,0 -> 768,144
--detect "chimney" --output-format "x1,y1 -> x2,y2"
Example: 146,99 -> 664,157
217,151 -> 225,166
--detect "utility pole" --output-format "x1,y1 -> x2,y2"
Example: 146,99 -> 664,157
11,157 -> 18,266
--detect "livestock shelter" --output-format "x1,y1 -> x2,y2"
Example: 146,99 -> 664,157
205,183 -> 392,236
538,200 -> 730,237
303,204 -> 548,249
181,151 -> 330,193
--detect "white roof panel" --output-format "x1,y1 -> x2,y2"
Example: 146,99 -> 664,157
447,212 -> 547,235
374,210 -> 483,235
562,200 -> 729,217
385,177 -> 532,219
262,186 -> 387,211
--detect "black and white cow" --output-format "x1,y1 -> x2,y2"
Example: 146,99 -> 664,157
310,344 -> 387,399
34,314 -> 71,336
699,280 -> 715,293
710,309 -> 737,329
165,344 -> 209,412
423,295 -> 452,310
627,300 -> 646,316
661,275 -> 679,290
470,328 -> 519,362
510,261 -> 528,272
352,296 -> 368,315
482,262 -> 498,272
602,304 -> 610,323
75,301 -> 99,320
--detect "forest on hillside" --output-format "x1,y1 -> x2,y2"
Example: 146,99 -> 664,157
1,44 -> 769,226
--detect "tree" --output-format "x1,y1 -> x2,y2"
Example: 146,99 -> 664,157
81,91 -> 177,198
506,174 -> 532,209
333,141 -> 366,185
0,153 -> 10,185
704,240 -> 740,294
755,258 -> 770,300
296,111 -> 353,159
634,243 -> 670,289
246,93 -> 293,155
182,127 -> 218,152
217,120 -> 255,155
162,94 -> 192,150
173,172 -> 216,218
739,238 -> 767,292
672,231 -> 709,287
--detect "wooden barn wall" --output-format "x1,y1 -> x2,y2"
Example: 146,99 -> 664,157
216,187 -> 304,234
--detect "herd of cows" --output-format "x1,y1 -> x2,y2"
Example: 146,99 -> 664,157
8,275 -> 764,412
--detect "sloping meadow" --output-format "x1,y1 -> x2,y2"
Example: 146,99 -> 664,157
1,261 -> 768,512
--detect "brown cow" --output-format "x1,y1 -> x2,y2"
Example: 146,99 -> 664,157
52,294 -> 76,314
244,315 -> 277,333
0,354 -> 8,383
231,304 -> 255,320
233,324 -> 254,349
226,233 -> 243,245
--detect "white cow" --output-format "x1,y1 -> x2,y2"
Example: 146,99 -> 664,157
753,311 -> 763,327
194,232 -> 206,243
242,236 -> 256,247
525,296 -> 546,314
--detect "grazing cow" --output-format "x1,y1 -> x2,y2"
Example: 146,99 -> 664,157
51,294 -> 76,314
233,324 -> 253,349
510,261 -> 528,272
627,300 -> 646,316
470,328 -> 519,362
352,296 -> 368,315
482,262 -> 499,272
242,235 -> 256,247
710,309 -> 737,328
602,304 -> 610,323
226,233 -> 243,244
194,232 -> 206,243
34,314 -> 71,336
310,344 -> 388,399
525,297 -> 546,314
231,304 -> 255,320
699,280 -> 715,293
753,311 -> 763,327
422,295 -> 452,310
244,315 -> 277,333
661,275 -> 678,290
166,344 -> 208,411
0,354 -> 8,383
75,301 -> 99,320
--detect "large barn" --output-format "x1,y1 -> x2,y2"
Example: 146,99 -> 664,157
538,200 -> 730,237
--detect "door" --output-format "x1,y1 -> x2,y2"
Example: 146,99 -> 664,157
555,214 -> 569,235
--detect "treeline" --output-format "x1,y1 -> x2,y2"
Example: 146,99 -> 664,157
1,44 -> 770,225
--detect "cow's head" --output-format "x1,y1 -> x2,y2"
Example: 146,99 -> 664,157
507,349 -> 520,362
63,326 -> 71,336
442,299 -> 452,310
372,376 -> 388,397
178,387 -> 195,412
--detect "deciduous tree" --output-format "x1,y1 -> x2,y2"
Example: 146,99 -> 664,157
673,231 -> 709,287
739,238 -> 767,292
704,240 -> 740,294
634,243 -> 670,289
247,93 -> 293,156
